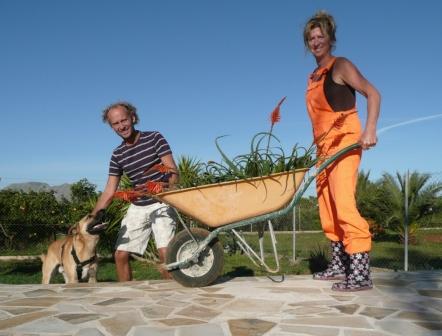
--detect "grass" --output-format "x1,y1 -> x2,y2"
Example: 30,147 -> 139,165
1,230 -> 441,284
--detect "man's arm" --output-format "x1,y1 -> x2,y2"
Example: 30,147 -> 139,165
92,175 -> 121,215
160,154 -> 179,189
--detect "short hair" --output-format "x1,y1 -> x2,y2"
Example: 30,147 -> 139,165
102,101 -> 140,125
303,10 -> 337,50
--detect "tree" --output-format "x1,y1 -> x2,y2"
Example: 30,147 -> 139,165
70,178 -> 97,203
377,171 -> 442,242
356,170 -> 380,221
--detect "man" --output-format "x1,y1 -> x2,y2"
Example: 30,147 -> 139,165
93,101 -> 178,281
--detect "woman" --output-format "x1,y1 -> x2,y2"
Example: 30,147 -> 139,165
303,11 -> 380,291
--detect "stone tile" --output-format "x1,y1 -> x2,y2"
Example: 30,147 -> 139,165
410,281 -> 442,289
375,319 -> 435,336
156,298 -> 189,308
279,324 -> 339,336
74,328 -> 106,336
282,306 -> 332,316
0,307 -> 42,316
380,299 -> 424,311
0,311 -> 9,320
375,285 -> 418,296
198,293 -> 234,299
330,295 -> 355,302
132,326 -> 175,336
397,310 -> 442,321
414,321 -> 442,331
56,313 -> 103,324
176,323 -> 226,336
282,316 -> 372,329
61,288 -> 96,296
352,296 -> 386,307
332,304 -> 360,315
343,330 -> 390,336
145,292 -> 174,301
415,298 -> 442,312
228,319 -> 276,336
175,304 -> 221,321
263,286 -> 319,294
13,316 -> 77,334
158,317 -> 206,327
288,300 -> 341,307
200,287 -> 224,293
100,311 -> 146,336
372,278 -> 409,287
192,296 -> 232,307
0,311 -> 53,330
418,289 -> 442,298
2,297 -> 63,307
359,307 -> 397,320
94,297 -> 131,306
67,296 -> 103,305
23,289 -> 58,297
141,304 -> 174,319
54,303 -> 90,313
223,298 -> 284,314
96,289 -> 147,299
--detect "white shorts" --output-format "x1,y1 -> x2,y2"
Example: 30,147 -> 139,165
115,202 -> 176,255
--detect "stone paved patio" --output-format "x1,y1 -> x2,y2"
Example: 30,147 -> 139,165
0,271 -> 441,336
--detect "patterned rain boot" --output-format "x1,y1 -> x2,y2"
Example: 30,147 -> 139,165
332,251 -> 373,292
313,241 -> 348,281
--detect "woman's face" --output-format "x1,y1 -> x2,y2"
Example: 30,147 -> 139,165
307,27 -> 331,59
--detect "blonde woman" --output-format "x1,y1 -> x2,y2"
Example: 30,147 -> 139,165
303,11 -> 381,291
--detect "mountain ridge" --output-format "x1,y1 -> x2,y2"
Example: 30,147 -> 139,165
2,182 -> 72,201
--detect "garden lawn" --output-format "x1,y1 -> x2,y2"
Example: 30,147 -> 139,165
0,230 -> 441,284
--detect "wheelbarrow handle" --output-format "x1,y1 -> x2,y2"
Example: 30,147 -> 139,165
315,143 -> 361,176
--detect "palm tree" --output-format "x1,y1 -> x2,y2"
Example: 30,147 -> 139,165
176,155 -> 204,188
356,170 -> 380,220
377,171 -> 442,243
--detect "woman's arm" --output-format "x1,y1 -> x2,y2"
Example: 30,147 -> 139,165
334,57 -> 381,149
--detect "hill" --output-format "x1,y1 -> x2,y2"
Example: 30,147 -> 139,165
3,182 -> 72,201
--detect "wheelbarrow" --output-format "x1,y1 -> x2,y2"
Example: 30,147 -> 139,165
155,143 -> 361,287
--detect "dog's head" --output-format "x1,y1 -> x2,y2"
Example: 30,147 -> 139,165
74,209 -> 107,236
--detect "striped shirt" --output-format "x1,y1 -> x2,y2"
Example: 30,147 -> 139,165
109,131 -> 172,206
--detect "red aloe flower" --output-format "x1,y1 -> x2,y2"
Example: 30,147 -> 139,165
144,163 -> 177,175
270,96 -> 286,126
113,190 -> 143,202
146,181 -> 164,194
266,96 -> 286,154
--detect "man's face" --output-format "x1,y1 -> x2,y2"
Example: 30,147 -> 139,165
107,106 -> 136,140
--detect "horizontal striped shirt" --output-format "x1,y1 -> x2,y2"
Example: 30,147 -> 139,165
109,131 -> 172,205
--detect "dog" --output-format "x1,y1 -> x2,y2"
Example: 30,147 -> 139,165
41,210 -> 107,284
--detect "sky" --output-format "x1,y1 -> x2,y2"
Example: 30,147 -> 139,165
1,0 -> 441,194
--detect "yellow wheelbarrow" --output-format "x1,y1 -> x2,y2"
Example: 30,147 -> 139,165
154,144 -> 360,287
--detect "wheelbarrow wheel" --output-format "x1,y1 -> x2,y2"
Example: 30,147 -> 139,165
166,228 -> 224,287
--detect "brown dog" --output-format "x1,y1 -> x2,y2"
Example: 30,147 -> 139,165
41,210 -> 107,284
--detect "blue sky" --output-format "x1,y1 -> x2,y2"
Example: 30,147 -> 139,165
1,0 -> 441,193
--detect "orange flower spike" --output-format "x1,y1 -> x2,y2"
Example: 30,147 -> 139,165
270,96 -> 286,126
113,190 -> 142,202
144,163 -> 177,175
146,181 -> 164,194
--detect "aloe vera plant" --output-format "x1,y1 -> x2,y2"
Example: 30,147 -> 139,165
185,97 -> 317,186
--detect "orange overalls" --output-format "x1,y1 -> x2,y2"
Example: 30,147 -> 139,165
305,58 -> 371,254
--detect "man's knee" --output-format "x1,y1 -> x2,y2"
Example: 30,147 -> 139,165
114,250 -> 129,264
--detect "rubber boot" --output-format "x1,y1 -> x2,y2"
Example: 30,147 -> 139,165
332,251 -> 373,292
313,241 -> 348,281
